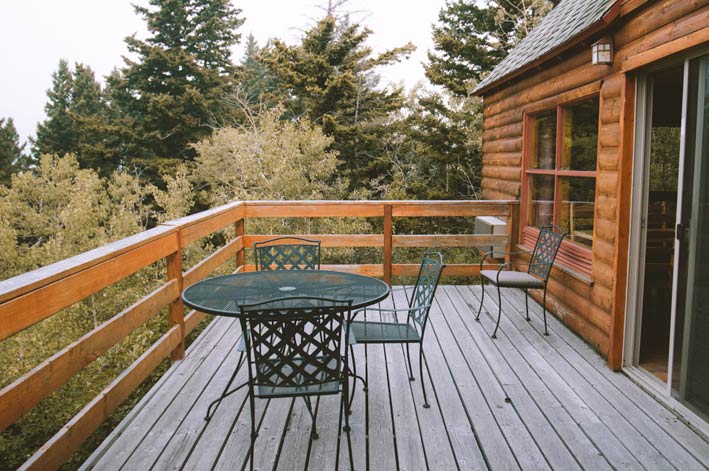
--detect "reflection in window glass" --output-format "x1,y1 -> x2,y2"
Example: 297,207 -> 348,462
531,111 -> 557,169
527,174 -> 555,228
560,98 -> 599,171
558,177 -> 596,248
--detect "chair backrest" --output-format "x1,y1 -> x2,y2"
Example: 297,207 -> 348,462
528,225 -> 566,281
254,237 -> 321,271
408,251 -> 445,330
239,296 -> 351,394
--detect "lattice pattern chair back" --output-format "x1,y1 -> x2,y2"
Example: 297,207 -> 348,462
408,251 -> 444,328
529,225 -> 566,281
239,296 -> 351,395
254,237 -> 321,271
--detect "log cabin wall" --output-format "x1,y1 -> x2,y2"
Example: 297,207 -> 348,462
479,0 -> 709,364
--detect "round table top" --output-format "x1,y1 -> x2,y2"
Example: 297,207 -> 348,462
181,270 -> 390,317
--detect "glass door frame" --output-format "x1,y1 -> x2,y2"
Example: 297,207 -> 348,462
624,47 -> 709,437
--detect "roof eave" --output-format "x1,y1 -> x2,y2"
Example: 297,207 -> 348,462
472,0 -> 621,97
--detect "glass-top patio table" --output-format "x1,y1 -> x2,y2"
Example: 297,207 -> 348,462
182,270 -> 390,316
181,270 -> 390,424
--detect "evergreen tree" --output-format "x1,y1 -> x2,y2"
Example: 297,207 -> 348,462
260,15 -> 415,186
235,35 -> 279,110
425,0 -> 554,97
113,0 -> 244,174
0,117 -> 26,184
33,59 -> 75,156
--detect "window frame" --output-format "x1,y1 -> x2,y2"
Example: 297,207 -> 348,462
521,94 -> 601,277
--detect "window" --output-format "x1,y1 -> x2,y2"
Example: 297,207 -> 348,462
523,96 -> 599,274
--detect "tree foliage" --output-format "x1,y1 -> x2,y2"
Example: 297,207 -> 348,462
426,0 -> 554,96
112,0 -> 244,173
0,117 -> 25,184
259,16 -> 415,186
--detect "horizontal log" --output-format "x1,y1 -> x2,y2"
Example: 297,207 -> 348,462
623,26 -> 709,72
0,281 -> 178,432
592,238 -> 616,268
594,194 -> 617,220
481,179 -> 521,199
244,234 -> 383,248
482,165 -> 521,181
482,137 -> 522,154
183,236 -> 244,288
482,122 -> 523,141
598,147 -> 620,171
0,233 -> 179,342
481,189 -> 517,201
596,171 -> 619,196
601,74 -> 624,100
483,152 -> 522,167
0,225 -> 176,304
599,122 -> 621,148
595,218 -> 617,245
19,325 -> 181,471
546,276 -> 611,333
393,234 -> 508,248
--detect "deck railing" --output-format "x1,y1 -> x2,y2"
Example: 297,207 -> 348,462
0,199 -> 518,470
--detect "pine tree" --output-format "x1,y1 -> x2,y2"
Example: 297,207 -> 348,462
113,0 -> 244,174
33,59 -> 76,156
0,118 -> 26,184
235,35 -> 279,110
260,15 -> 415,186
425,0 -> 554,97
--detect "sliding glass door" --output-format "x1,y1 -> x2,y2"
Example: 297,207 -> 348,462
677,56 -> 709,419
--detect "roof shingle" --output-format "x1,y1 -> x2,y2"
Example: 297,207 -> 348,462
473,0 -> 617,94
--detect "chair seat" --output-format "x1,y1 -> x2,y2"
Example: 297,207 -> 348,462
255,357 -> 341,398
480,270 -> 545,288
348,320 -> 421,344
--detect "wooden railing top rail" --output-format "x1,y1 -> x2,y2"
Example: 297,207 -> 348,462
0,225 -> 178,304
0,200 -> 517,304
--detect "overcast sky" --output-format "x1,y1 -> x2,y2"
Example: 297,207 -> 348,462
0,0 -> 446,145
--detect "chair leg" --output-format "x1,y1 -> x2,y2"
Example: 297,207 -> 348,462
419,344 -> 430,408
543,287 -> 549,336
525,288 -> 530,321
406,344 -> 415,381
248,386 -> 256,471
492,285 -> 502,339
205,351 -> 244,421
303,397 -> 319,439
347,345 -> 367,414
476,278 -> 485,321
341,374 -> 354,469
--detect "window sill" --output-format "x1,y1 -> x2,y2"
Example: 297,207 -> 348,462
516,243 -> 595,287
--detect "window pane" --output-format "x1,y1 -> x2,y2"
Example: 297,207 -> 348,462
558,176 -> 596,248
527,174 -> 555,227
560,97 -> 599,171
530,110 -> 557,169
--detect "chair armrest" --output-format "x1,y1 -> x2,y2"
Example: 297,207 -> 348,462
352,303 -> 432,321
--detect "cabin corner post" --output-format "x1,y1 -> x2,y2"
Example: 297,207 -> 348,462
383,204 -> 393,286
235,217 -> 245,272
505,201 -> 521,265
609,74 -> 636,370
167,232 -> 185,361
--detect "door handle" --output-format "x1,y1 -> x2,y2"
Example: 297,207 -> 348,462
676,223 -> 689,241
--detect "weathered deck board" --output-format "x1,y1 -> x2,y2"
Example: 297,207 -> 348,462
82,286 -> 709,471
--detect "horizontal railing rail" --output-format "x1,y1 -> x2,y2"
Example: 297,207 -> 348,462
0,199 -> 518,470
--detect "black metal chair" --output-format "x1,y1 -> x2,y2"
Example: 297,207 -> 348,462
235,296 -> 354,470
254,236 -> 321,271
205,237 -> 323,420
476,224 -> 566,338
348,252 -> 444,409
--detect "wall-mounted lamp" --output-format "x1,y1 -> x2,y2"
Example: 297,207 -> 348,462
592,37 -> 614,65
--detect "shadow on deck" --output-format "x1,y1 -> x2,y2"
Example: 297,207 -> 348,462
81,286 -> 709,470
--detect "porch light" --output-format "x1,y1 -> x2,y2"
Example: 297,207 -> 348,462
592,37 -> 614,65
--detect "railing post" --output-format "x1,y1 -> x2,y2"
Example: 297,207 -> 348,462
235,218 -> 245,272
383,204 -> 393,286
505,202 -> 520,265
167,232 -> 185,361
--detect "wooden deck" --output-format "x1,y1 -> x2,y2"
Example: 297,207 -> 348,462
81,286 -> 709,471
